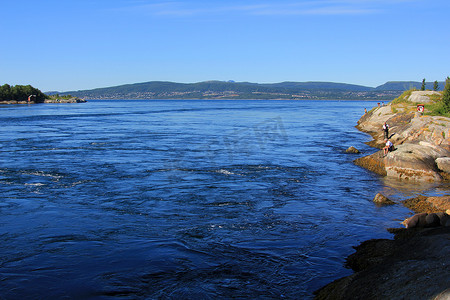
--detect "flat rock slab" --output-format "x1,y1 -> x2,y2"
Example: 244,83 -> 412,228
354,144 -> 446,182
408,91 -> 441,103
436,157 -> 450,173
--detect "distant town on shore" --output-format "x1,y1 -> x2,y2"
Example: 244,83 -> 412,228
47,80 -> 446,100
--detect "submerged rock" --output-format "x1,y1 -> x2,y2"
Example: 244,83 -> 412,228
345,146 -> 360,154
372,193 -> 395,205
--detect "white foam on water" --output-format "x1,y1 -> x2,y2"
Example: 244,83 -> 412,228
216,169 -> 235,176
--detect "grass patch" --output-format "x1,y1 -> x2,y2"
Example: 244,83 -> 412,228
424,101 -> 450,118
391,89 -> 416,105
388,89 -> 449,118
427,93 -> 443,103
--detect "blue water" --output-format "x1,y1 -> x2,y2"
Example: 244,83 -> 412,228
0,100 -> 428,299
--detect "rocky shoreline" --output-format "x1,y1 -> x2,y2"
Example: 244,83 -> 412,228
354,92 -> 449,182
0,97 -> 86,104
314,92 -> 450,299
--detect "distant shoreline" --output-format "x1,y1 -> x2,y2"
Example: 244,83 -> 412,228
0,98 -> 87,105
50,80 -> 446,101
0,98 -> 386,103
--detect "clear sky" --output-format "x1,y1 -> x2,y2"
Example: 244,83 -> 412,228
1,0 -> 449,92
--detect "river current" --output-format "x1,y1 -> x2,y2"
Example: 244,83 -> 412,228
0,100 -> 442,299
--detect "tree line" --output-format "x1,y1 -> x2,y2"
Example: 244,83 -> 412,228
443,77 -> 450,113
420,78 -> 444,91
0,84 -> 47,102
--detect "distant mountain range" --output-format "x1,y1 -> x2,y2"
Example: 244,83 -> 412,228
48,80 -> 445,100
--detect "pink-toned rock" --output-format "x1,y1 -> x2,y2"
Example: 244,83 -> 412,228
401,213 -> 428,228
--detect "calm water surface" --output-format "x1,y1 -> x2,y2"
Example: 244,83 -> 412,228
0,100 -> 443,299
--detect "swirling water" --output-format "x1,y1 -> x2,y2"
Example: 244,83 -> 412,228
0,100 -> 437,299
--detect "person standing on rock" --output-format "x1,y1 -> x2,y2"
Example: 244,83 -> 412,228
383,122 -> 389,139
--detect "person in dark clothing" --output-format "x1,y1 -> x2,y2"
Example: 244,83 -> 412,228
383,122 -> 389,139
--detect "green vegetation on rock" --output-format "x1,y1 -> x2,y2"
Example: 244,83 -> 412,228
443,77 -> 450,113
434,80 -> 439,91
391,89 -> 416,105
389,85 -> 450,118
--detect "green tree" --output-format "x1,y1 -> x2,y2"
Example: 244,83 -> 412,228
443,77 -> 450,113
0,84 -> 11,101
0,84 -> 47,102
433,80 -> 439,91
421,78 -> 426,91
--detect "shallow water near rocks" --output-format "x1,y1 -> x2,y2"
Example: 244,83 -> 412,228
0,100 -> 443,299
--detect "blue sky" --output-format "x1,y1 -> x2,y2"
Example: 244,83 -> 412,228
1,0 -> 449,92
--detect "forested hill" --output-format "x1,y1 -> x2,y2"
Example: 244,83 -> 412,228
52,80 -> 445,100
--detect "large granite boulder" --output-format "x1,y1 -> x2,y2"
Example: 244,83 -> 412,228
384,143 -> 446,182
408,91 -> 441,103
436,157 -> 450,173
354,143 -> 446,182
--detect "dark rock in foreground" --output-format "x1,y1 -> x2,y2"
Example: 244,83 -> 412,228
314,227 -> 450,300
